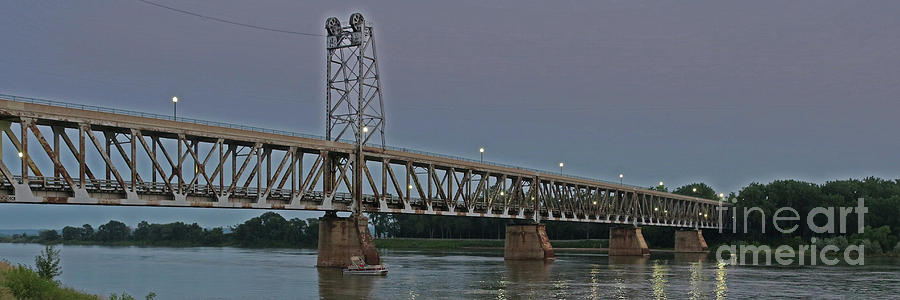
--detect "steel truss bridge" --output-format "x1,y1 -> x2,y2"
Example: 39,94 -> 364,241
0,95 -> 726,229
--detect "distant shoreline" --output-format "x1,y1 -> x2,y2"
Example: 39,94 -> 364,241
0,238 -> 609,250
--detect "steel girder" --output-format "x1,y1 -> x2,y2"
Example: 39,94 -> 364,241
0,98 -> 726,229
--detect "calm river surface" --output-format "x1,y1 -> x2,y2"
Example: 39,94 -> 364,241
1,243 -> 898,299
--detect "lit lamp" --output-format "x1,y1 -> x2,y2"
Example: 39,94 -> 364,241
171,96 -> 179,120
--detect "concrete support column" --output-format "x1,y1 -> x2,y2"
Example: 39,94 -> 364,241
504,224 -> 554,260
608,227 -> 650,256
674,229 -> 709,253
316,212 -> 381,267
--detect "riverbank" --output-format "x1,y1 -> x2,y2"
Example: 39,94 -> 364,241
0,260 -> 98,300
0,239 -> 315,249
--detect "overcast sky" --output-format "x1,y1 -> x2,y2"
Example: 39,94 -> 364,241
0,1 -> 898,229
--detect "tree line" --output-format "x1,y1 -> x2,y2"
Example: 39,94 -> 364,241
725,177 -> 900,254
3,177 -> 898,253
369,213 -> 613,241
369,178 -> 900,253
3,212 -> 320,248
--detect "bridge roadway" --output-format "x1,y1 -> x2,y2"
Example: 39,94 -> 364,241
0,95 -> 726,229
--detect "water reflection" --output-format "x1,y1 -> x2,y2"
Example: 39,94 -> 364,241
652,261 -> 668,300
4,243 -> 893,299
317,267 -> 378,299
715,260 -> 727,300
673,253 -> 707,264
608,255 -> 650,265
589,265 -> 600,299
504,260 -> 552,282
688,261 -> 704,300
607,255 -> 652,299
504,260 -> 567,299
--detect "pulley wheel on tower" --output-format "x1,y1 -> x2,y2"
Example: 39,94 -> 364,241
350,13 -> 365,32
325,17 -> 341,36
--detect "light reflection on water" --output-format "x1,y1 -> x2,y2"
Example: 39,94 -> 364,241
1,243 -> 899,299
652,261 -> 668,299
715,260 -> 727,300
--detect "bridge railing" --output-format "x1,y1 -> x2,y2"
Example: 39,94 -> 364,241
0,93 -> 643,189
375,143 -> 641,188
0,93 -> 328,141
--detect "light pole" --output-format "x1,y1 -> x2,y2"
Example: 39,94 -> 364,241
559,162 -> 564,175
619,173 -> 624,185
479,147 -> 484,163
171,96 -> 178,120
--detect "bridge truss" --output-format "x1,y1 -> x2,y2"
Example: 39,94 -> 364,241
0,96 -> 725,229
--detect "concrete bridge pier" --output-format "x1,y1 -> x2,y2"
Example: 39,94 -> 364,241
504,224 -> 555,260
674,229 -> 709,253
316,211 -> 380,268
608,227 -> 650,256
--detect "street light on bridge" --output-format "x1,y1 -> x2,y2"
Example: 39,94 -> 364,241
479,147 -> 484,163
559,162 -> 564,175
619,173 -> 624,185
171,96 -> 178,120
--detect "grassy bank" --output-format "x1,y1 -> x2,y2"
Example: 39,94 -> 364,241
373,238 -> 609,250
0,260 -> 98,300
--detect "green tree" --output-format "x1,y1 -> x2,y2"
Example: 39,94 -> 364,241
305,218 -> 320,242
368,213 -> 394,238
81,224 -> 95,240
61,226 -> 82,240
232,212 -> 297,247
203,227 -> 226,245
673,183 -> 718,200
38,230 -> 60,242
133,221 -> 151,241
95,220 -> 130,242
34,245 -> 62,280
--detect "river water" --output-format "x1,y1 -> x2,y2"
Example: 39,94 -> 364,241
1,243 -> 898,299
